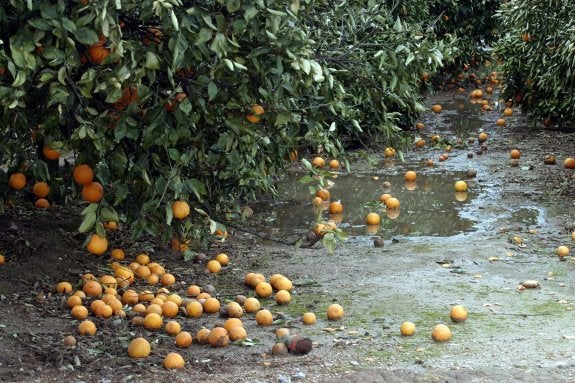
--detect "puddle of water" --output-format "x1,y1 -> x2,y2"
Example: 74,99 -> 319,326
264,170 -> 479,239
429,91 -> 502,135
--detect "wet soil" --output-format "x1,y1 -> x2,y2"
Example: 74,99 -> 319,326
0,89 -> 574,383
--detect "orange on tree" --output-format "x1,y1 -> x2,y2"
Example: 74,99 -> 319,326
72,164 -> 94,185
32,181 -> 49,198
86,233 -> 108,255
8,173 -> 26,190
88,37 -> 111,64
246,104 -> 265,123
81,182 -> 104,203
42,144 -> 60,160
172,200 -> 190,219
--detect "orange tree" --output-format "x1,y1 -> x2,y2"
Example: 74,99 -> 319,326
494,0 -> 575,127
0,0 -> 456,254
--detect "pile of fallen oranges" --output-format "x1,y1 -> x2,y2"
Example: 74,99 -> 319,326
54,248 -> 346,369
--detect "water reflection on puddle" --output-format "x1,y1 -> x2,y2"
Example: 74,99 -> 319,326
263,171 -> 479,239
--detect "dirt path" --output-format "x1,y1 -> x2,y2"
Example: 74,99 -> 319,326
0,89 -> 574,383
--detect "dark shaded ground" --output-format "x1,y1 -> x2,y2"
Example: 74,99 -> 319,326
1,87 -> 574,383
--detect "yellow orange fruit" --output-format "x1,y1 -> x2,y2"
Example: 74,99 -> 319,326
400,321 -> 416,336
255,282 -> 273,298
496,118 -> 507,126
415,122 -> 425,130
384,147 -> 396,158
302,312 -> 317,325
42,144 -> 61,160
223,318 -> 244,333
503,107 -> 513,116
564,157 -> 575,169
67,295 -> 83,308
73,164 -> 94,185
185,300 -> 204,318
328,159 -> 340,169
83,280 -> 103,297
215,253 -> 229,266
165,320 -> 182,336
196,328 -> 211,345
186,285 -> 201,297
327,303 -> 344,320
143,312 -> 163,330
202,297 -> 221,314
34,198 -> 50,208
81,182 -> 104,203
312,157 -> 326,168
315,188 -> 330,201
175,331 -> 193,348
71,305 -> 89,320
172,200 -> 190,219
510,149 -> 521,159
328,201 -> 343,214
450,305 -> 468,323
86,233 -> 108,255
274,290 -> 291,305
208,327 -> 230,348
32,182 -> 50,198
243,297 -> 261,313
78,320 -> 97,335
206,259 -> 222,273
365,212 -> 381,225
8,173 -> 27,190
226,302 -> 244,318
122,289 -> 139,305
255,309 -> 273,326
454,181 -> 468,192
478,132 -> 488,142
557,245 -> 570,258
404,170 -> 417,182
135,253 -> 150,265
229,326 -> 247,341
431,104 -> 443,113
272,276 -> 293,292
110,248 -> 125,260
127,337 -> 151,358
162,300 -> 180,318
163,352 -> 185,369
431,324 -> 452,342
159,273 -> 176,286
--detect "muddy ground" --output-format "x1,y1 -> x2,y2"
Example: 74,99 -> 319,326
1,88 -> 574,383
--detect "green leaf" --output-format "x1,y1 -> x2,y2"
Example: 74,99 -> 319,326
226,0 -> 241,13
100,207 -> 119,222
81,203 -> 99,215
74,27 -> 99,45
145,51 -> 160,69
208,81 -> 218,101
12,71 -> 26,87
79,212 -> 97,233
274,111 -> 291,126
